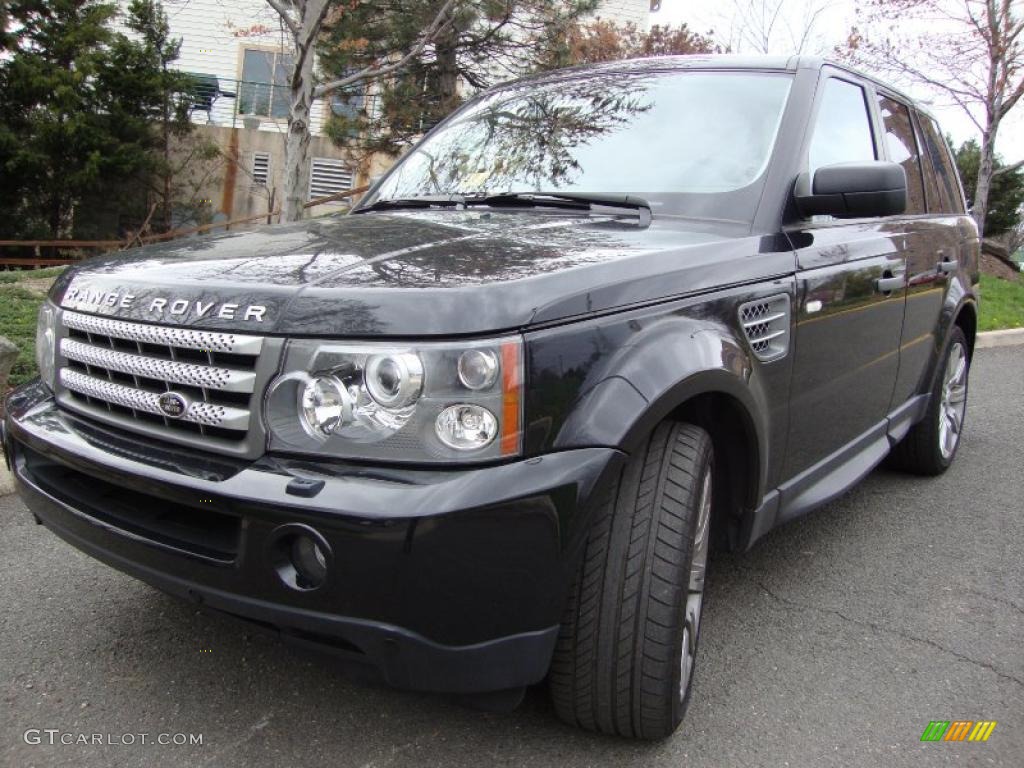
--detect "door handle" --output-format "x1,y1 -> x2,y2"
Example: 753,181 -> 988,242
876,274 -> 906,293
938,258 -> 958,275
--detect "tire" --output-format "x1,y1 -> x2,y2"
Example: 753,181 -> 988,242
888,325 -> 970,476
549,421 -> 714,739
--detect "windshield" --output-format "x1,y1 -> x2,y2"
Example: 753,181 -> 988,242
365,69 -> 793,222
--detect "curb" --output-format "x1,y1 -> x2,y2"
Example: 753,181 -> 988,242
976,328 -> 1024,349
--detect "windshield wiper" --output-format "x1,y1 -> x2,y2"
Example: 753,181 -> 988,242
464,191 -> 652,224
355,191 -> 653,225
354,194 -> 467,213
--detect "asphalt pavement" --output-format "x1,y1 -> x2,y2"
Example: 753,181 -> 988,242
1,347 -> 1022,767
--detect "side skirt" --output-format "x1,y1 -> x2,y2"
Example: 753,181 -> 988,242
738,394 -> 930,550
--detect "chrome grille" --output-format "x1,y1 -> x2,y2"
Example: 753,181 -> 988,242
61,339 -> 257,393
59,370 -> 251,430
57,310 -> 266,445
62,312 -> 263,354
739,295 -> 791,362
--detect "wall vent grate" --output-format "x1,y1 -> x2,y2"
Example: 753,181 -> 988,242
309,157 -> 353,199
252,152 -> 270,186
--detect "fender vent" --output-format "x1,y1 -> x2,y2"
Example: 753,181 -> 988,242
739,295 -> 791,362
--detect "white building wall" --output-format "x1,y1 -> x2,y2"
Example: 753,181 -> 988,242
113,0 -> 359,220
127,0 -> 651,136
595,0 -> 651,27
118,0 -> 334,134
160,0 -> 280,81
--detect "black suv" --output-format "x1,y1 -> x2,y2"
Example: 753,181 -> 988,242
4,55 -> 979,738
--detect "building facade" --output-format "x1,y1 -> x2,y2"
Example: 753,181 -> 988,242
131,0 -> 354,223
595,0 -> 651,27
138,0 -> 652,222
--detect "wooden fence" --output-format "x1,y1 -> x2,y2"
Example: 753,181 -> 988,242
0,185 -> 369,269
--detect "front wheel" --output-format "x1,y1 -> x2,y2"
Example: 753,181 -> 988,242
549,422 -> 714,739
888,325 -> 970,475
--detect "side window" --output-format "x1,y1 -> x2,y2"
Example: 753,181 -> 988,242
809,79 -> 876,174
913,115 -> 944,212
877,95 -> 926,215
916,113 -> 965,214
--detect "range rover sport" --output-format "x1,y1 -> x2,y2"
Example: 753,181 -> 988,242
3,55 -> 979,738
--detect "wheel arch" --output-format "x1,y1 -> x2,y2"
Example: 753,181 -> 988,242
619,371 -> 767,549
954,298 -> 978,359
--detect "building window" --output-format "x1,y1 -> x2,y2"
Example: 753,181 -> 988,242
252,152 -> 270,186
309,158 -> 353,200
331,87 -> 365,122
239,48 -> 292,119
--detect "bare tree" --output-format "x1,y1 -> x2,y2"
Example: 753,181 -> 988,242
264,0 -> 457,222
844,0 -> 1024,234
1007,215 -> 1024,256
718,0 -> 834,55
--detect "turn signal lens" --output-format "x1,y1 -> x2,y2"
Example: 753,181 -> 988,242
500,340 -> 523,456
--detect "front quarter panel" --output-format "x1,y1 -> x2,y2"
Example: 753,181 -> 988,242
524,277 -> 797,503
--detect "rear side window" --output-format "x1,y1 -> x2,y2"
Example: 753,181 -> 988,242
877,95 -> 926,215
809,78 -> 876,174
916,113 -> 965,214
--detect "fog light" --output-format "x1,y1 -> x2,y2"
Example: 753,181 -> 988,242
269,526 -> 331,591
290,536 -> 327,589
435,404 -> 498,450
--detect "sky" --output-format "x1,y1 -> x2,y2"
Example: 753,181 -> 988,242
650,0 -> 1024,163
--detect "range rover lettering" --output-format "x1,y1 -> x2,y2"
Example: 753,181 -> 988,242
4,56 -> 979,739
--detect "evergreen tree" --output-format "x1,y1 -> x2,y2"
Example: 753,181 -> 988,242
314,1 -> 601,163
317,9 -> 717,164
103,0 -> 201,233
0,1 -> 120,239
954,138 -> 1024,239
263,0 -> 599,220
0,0 -> 199,242
539,20 -> 719,69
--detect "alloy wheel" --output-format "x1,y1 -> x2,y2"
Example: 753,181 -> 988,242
938,341 -> 968,460
680,463 -> 712,699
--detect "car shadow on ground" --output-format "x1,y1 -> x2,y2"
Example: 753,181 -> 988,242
83,461 -> 925,758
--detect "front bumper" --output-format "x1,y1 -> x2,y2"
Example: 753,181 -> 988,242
4,381 -> 623,693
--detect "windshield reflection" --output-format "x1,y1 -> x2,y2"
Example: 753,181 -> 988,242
368,69 -> 793,222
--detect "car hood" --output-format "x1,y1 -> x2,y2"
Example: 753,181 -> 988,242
54,210 -> 791,336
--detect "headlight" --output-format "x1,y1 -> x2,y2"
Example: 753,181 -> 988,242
364,353 -> 423,408
457,349 -> 498,390
35,302 -> 57,390
265,336 -> 523,463
300,375 -> 352,437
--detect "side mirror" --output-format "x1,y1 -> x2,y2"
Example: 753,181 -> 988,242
794,161 -> 907,218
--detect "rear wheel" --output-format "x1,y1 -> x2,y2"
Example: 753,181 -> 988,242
888,325 -> 970,475
549,422 -> 714,739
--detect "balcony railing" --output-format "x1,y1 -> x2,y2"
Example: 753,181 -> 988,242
181,73 -> 376,135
